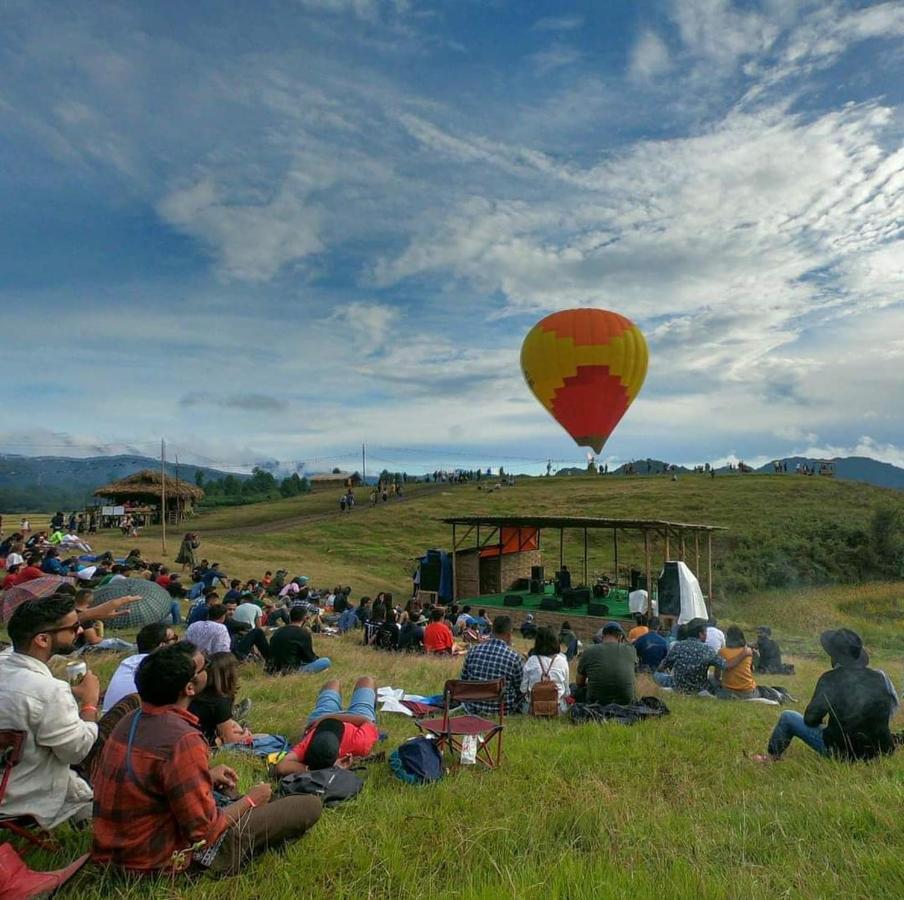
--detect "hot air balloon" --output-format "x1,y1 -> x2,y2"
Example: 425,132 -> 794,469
520,308 -> 648,454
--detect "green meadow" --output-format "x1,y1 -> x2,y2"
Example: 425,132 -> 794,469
4,472 -> 904,899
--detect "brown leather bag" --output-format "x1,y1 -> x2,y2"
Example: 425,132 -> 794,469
529,657 -> 559,717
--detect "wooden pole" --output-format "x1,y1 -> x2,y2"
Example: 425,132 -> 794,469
160,438 -> 167,556
695,532 -> 700,575
559,528 -> 564,573
664,529 -> 670,561
451,523 -> 457,603
680,530 -> 686,561
707,531 -> 713,603
583,527 -> 588,587
613,528 -> 619,588
644,529 -> 653,616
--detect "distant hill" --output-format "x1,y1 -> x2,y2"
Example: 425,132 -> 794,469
753,456 -> 904,490
0,454 -> 245,512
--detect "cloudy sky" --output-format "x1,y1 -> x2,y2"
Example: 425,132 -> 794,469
2,0 -> 903,474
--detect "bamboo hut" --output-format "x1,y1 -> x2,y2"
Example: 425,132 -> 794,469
93,469 -> 204,526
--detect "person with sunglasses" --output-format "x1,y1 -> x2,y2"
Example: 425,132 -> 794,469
101,622 -> 179,714
0,595 -> 100,829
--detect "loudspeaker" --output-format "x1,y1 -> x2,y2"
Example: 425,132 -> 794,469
529,578 -> 544,594
512,577 -> 530,591
531,565 -> 544,582
503,594 -> 523,607
588,602 -> 610,617
562,588 -> 591,607
657,562 -> 681,617
539,597 -> 563,611
630,569 -> 647,592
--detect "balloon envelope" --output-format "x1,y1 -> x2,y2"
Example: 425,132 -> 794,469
520,308 -> 648,453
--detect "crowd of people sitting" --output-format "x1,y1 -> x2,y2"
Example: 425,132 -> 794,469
0,536 -> 901,881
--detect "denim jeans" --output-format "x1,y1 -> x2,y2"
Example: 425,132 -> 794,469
653,672 -> 674,688
169,600 -> 182,625
767,710 -> 828,758
300,657 -> 332,675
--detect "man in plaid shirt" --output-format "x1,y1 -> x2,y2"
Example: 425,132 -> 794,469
92,642 -> 321,875
460,616 -> 524,714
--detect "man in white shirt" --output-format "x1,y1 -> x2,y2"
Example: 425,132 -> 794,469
0,595 -> 100,828
184,604 -> 231,656
705,618 -> 726,653
101,622 -> 177,714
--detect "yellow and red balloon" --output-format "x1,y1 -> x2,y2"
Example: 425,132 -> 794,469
520,308 -> 648,454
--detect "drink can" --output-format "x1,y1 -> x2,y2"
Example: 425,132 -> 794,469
65,660 -> 88,685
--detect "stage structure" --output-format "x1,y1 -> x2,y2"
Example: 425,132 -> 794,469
443,515 -> 726,615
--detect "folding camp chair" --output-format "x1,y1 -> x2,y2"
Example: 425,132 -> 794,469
415,678 -> 505,769
0,842 -> 89,899
0,732 -> 59,853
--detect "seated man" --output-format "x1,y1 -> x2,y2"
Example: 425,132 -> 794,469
102,622 -> 178,714
460,615 -> 524,715
576,622 -> 636,704
266,607 -> 331,675
275,677 -> 379,775
753,626 -> 795,675
632,617 -> 669,671
519,614 -> 538,640
223,600 -> 270,662
0,596 -> 99,829
72,588 -> 135,655
337,604 -> 359,633
754,629 -> 898,763
423,608 -> 455,654
92,642 -> 321,875
654,619 -> 749,694
185,604 -> 232,656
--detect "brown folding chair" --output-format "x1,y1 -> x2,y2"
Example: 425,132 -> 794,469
0,731 -> 59,853
415,678 -> 505,769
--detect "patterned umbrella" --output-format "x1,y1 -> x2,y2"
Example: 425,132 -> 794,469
91,577 -> 172,630
1,575 -> 74,624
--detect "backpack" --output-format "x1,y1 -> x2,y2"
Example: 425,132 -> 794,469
390,736 -> 444,785
530,657 -> 559,717
277,767 -> 364,806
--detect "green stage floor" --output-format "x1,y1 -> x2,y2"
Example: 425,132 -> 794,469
459,584 -> 631,619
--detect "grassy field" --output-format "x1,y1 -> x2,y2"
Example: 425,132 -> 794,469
4,474 -> 904,898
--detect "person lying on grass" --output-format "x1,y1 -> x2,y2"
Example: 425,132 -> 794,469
274,676 -> 379,775
654,619 -> 751,694
92,641 -> 322,876
753,628 -> 899,763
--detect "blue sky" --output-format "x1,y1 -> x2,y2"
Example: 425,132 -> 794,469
2,0 -> 903,475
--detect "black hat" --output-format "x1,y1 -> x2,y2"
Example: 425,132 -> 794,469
819,628 -> 865,666
303,718 -> 344,770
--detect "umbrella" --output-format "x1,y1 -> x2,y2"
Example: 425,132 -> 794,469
1,575 -> 74,624
91,577 -> 172,630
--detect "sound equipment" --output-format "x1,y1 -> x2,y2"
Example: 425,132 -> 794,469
630,569 -> 647,592
539,597 -> 563,611
562,588 -> 591,607
512,577 -> 530,591
657,562 -> 681,617
419,559 -> 442,593
588,602 -> 610,617
592,583 -> 610,598
530,565 -> 544,582
503,594 -> 523,607
529,578 -> 544,594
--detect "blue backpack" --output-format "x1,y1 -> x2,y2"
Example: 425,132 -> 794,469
390,736 -> 444,785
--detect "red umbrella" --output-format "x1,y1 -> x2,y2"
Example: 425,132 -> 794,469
1,575 -> 74,624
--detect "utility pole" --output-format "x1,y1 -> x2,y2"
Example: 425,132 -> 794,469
362,442 -> 367,485
160,438 -> 167,556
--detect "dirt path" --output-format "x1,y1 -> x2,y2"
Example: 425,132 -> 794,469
200,482 -> 454,537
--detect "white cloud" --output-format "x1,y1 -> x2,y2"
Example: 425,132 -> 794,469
628,31 -> 671,81
532,15 -> 584,32
530,43 -> 584,75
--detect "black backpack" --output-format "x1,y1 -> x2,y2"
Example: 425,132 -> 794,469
277,767 -> 364,806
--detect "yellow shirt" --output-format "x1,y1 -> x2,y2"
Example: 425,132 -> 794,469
719,647 -> 756,693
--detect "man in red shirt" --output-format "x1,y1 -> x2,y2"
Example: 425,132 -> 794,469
423,608 -> 455,654
92,642 -> 321,876
275,676 -> 379,775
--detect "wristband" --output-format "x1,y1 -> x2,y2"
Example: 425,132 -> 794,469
245,796 -> 256,809
81,705 -> 98,714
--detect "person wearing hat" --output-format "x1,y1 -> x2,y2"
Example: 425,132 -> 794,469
274,676 -> 379,776
575,622 -> 637,705
754,629 -> 898,763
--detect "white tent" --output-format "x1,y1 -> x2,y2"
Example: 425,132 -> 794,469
660,561 -> 708,624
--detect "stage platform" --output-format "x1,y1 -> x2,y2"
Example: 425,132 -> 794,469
458,584 -> 631,619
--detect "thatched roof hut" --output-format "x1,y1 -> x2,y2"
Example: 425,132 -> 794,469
94,470 -> 204,523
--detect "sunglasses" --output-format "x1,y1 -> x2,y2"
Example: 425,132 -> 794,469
39,622 -> 82,637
